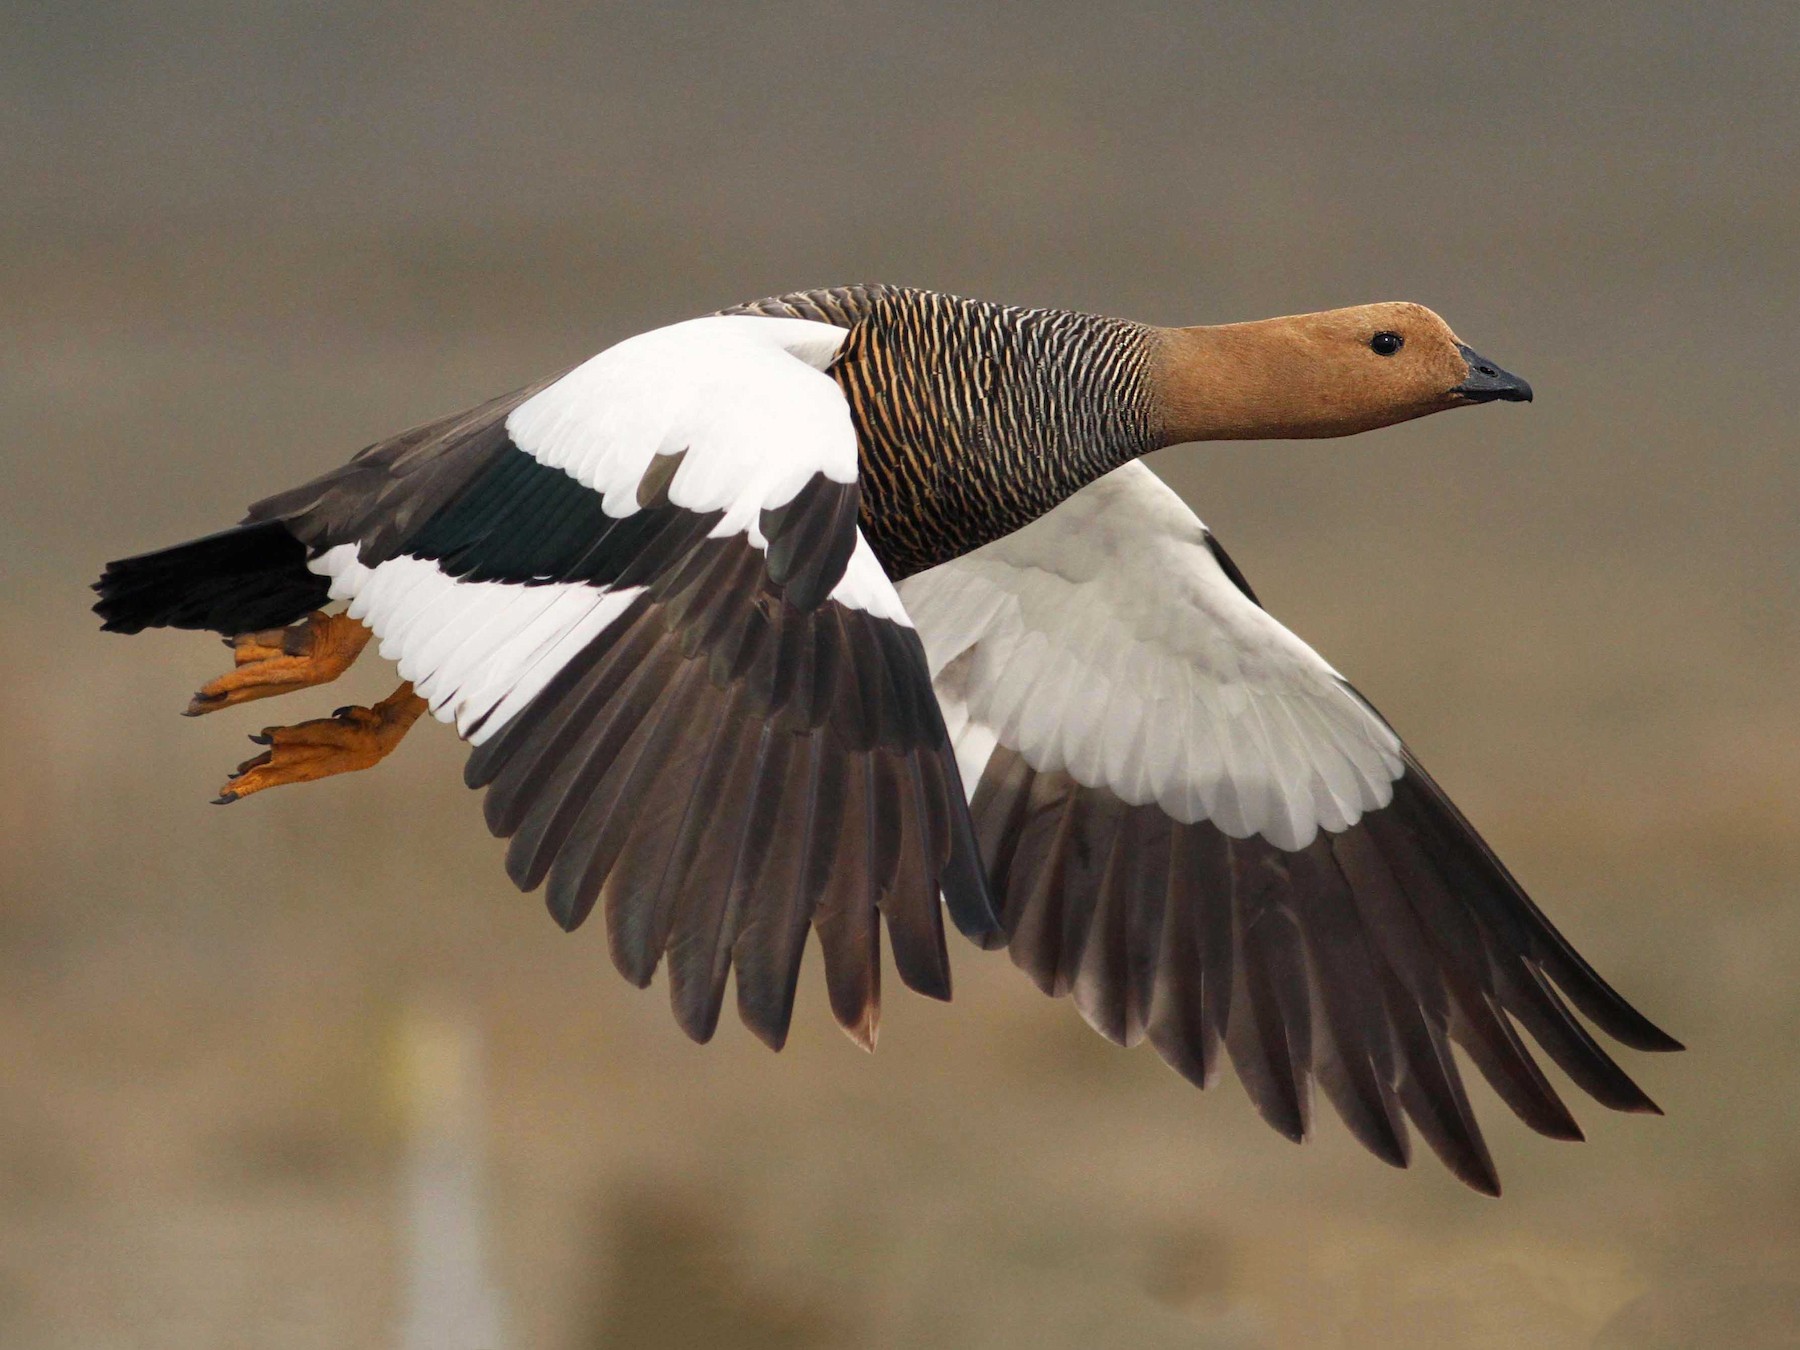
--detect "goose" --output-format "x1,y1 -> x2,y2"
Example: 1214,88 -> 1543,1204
93,283 -> 1678,1193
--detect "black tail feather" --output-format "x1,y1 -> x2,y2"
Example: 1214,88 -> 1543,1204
93,521 -> 330,636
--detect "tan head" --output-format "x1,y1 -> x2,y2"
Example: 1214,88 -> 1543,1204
1149,301 -> 1531,445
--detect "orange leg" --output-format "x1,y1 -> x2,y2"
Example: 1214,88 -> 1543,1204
185,611 -> 372,717
214,682 -> 428,804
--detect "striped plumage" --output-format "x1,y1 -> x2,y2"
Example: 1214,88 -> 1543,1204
718,282 -> 902,328
94,284 -> 1672,1194
734,287 -> 1158,577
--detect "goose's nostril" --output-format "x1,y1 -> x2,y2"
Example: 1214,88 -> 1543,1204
1451,343 -> 1531,401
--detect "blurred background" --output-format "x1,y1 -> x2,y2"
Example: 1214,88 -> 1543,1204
5,3 -> 1798,1346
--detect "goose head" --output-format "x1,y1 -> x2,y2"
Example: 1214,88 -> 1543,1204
1151,301 -> 1532,445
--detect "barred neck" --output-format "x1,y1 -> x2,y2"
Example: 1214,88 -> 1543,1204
828,289 -> 1160,577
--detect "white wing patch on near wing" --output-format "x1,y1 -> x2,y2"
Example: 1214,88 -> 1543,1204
898,461 -> 1404,851
307,312 -> 908,748
311,545 -> 644,742
507,315 -> 855,546
829,533 -> 914,627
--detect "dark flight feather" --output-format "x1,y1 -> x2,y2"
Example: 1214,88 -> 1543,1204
437,452 -> 996,1047
965,721 -> 1670,1189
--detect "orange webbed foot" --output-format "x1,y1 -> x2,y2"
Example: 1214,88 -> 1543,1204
185,611 -> 372,717
213,683 -> 428,803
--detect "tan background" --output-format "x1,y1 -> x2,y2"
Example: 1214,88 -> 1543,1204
5,3 -> 1798,1346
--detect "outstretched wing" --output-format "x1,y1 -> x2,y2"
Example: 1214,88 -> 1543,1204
254,315 -> 996,1049
898,461 -> 1678,1193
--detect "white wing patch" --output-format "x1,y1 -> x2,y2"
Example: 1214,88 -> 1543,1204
311,545 -> 644,742
829,533 -> 914,627
899,462 -> 1404,851
308,312 -> 907,747
507,315 -> 856,547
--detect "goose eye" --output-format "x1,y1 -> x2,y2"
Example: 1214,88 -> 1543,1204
1370,331 -> 1404,357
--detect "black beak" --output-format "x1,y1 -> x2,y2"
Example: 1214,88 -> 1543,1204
1453,343 -> 1533,402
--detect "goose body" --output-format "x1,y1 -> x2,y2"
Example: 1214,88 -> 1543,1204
94,284 -> 1673,1193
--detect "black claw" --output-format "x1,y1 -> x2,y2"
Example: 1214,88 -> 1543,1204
212,793 -> 237,805
333,705 -> 355,719
248,732 -> 271,745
